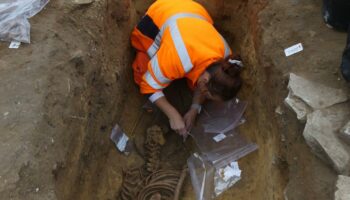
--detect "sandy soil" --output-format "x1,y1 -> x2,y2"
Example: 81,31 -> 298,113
0,0 -> 349,200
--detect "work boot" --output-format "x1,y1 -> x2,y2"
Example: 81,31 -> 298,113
341,26 -> 350,82
322,0 -> 350,31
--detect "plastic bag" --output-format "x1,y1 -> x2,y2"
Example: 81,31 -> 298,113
190,98 -> 256,166
188,153 -> 215,200
0,0 -> 49,43
188,98 -> 258,199
188,153 -> 243,200
198,130 -> 258,167
110,124 -> 133,155
200,98 -> 247,134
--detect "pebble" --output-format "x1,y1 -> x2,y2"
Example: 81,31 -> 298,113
3,112 -> 9,116
281,134 -> 286,142
275,106 -> 283,115
72,0 -> 94,5
308,30 -> 316,38
53,163 -> 57,171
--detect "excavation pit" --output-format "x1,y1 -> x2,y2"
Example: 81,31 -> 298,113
0,0 -> 341,200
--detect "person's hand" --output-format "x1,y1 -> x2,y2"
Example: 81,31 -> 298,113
169,114 -> 187,136
184,108 -> 198,131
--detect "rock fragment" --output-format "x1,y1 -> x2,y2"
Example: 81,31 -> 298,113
284,91 -> 312,121
72,0 -> 94,5
275,105 -> 283,115
335,175 -> 350,200
340,121 -> 350,144
288,73 -> 348,110
303,105 -> 350,174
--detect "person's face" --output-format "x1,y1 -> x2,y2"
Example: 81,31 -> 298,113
197,72 -> 223,102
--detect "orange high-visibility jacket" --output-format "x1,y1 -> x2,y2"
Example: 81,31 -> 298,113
131,0 -> 231,94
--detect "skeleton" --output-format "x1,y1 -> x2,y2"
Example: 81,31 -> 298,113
144,125 -> 166,174
119,167 -> 145,200
137,170 -> 181,200
118,125 -> 186,200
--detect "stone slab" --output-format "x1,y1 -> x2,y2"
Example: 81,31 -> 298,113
335,175 -> 350,200
340,121 -> 350,145
288,73 -> 348,110
284,91 -> 312,122
303,104 -> 350,174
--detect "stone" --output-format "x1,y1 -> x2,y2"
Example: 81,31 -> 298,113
72,0 -> 94,5
275,105 -> 283,115
284,91 -> 312,122
288,73 -> 348,110
303,104 -> 350,174
340,121 -> 350,144
335,175 -> 350,200
70,50 -> 83,61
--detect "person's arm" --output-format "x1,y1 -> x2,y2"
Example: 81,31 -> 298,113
192,87 -> 206,105
183,87 -> 206,130
150,93 -> 187,135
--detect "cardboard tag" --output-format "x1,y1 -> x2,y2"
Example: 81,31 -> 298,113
9,41 -> 21,49
284,43 -> 303,57
116,134 -> 129,152
213,133 -> 226,142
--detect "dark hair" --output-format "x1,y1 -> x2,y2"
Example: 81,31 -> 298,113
206,56 -> 243,101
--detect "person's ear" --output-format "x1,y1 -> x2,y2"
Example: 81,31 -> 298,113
202,71 -> 210,83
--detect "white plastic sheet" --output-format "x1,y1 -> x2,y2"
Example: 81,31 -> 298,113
0,0 -> 49,43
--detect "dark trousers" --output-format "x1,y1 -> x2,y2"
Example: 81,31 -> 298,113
341,26 -> 350,82
323,0 -> 350,31
323,0 -> 350,82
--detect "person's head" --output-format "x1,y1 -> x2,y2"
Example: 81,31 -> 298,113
197,55 -> 243,101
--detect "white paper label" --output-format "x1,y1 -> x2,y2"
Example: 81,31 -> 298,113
9,41 -> 21,49
229,162 -> 241,174
116,134 -> 129,152
214,161 -> 242,196
222,162 -> 241,181
284,43 -> 303,57
213,133 -> 226,142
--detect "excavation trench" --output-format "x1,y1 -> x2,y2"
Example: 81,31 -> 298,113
54,0 -> 288,199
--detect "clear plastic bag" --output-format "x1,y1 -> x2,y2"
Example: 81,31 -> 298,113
188,153 -> 244,200
188,98 -> 258,199
0,0 -> 49,43
188,153 -> 215,200
110,124 -> 133,155
198,130 -> 258,167
190,98 -> 256,166
199,98 -> 247,134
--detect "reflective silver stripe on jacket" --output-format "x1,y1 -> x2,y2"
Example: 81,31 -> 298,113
168,21 -> 193,73
150,55 -> 171,84
147,13 -> 207,58
220,34 -> 231,58
144,71 -> 164,90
